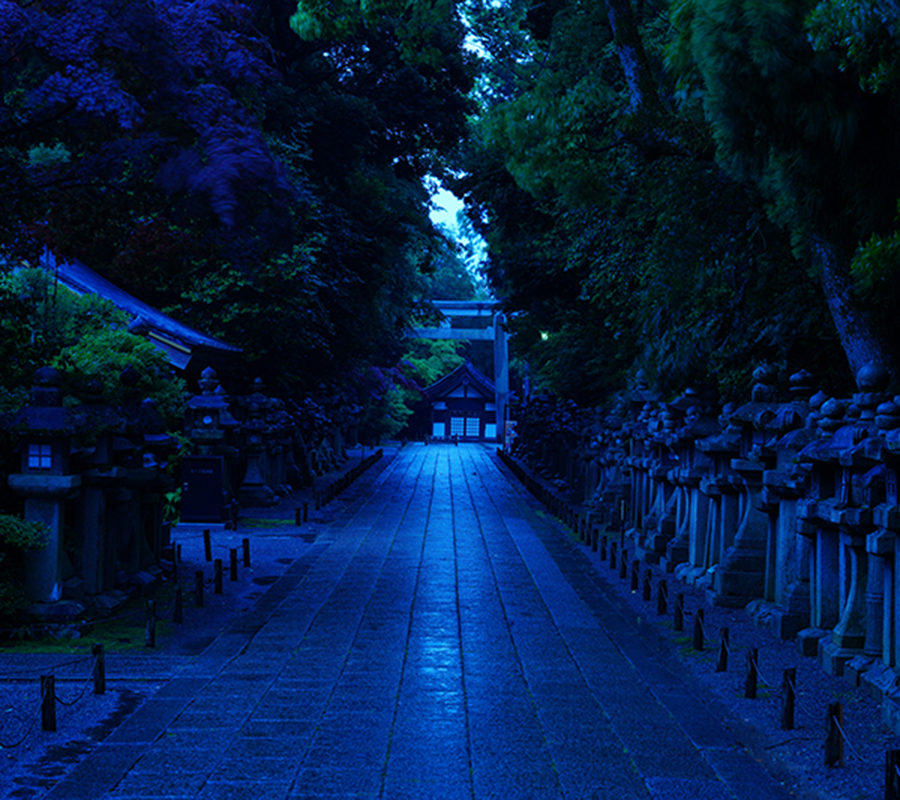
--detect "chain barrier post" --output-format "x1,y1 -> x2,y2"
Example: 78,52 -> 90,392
716,628 -> 729,672
657,579 -> 667,615
600,536 -> 607,560
674,592 -> 685,632
40,675 -> 56,732
203,529 -> 212,562
619,548 -> 628,580
630,559 -> 640,591
886,751 -> 900,800
214,558 -> 223,594
230,548 -> 238,582
173,585 -> 184,624
609,541 -> 618,570
243,538 -> 251,568
194,569 -> 205,607
642,568 -> 652,602
745,648 -> 759,699
780,668 -> 796,731
145,600 -> 156,648
826,702 -> 845,767
693,608 -> 704,651
295,506 -> 303,526
92,644 -> 105,695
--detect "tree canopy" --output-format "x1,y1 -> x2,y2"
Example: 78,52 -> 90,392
0,0 -> 475,397
455,0 -> 900,402
4,0 -> 900,412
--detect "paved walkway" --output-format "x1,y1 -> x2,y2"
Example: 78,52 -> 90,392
46,444 -> 791,799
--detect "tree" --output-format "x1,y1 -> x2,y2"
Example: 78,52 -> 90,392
1,0 -> 477,396
458,0 -> 843,402
1,0 -> 290,264
670,0 -> 900,380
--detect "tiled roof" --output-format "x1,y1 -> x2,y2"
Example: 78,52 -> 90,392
424,360 -> 495,400
39,251 -> 241,369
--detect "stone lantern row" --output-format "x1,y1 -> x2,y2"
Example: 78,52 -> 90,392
511,362 -> 900,731
183,367 -> 356,512
1,366 -> 357,616
2,366 -> 176,615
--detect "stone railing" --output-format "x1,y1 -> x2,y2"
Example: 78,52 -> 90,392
510,363 -> 900,731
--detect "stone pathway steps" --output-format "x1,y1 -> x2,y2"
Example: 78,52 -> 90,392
45,444 -> 792,799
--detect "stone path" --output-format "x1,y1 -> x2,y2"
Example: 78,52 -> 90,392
43,444 -> 792,799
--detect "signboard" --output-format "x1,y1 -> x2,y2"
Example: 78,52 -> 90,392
180,456 -> 224,522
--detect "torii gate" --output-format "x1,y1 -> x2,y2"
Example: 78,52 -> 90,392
412,300 -> 510,445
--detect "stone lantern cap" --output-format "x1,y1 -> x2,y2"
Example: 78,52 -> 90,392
1,367 -> 89,437
882,427 -> 900,454
841,435 -> 888,468
798,421 -> 858,463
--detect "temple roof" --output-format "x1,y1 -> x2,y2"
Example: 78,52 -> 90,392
39,252 -> 241,370
424,360 -> 495,400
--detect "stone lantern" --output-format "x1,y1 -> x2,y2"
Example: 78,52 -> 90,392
185,367 -> 239,456
696,403 -> 741,595
748,369 -> 817,638
237,380 -> 275,506
5,367 -> 86,608
180,367 -> 240,523
711,365 -> 781,607
664,388 -> 720,582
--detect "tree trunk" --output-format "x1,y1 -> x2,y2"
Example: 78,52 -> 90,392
811,234 -> 896,384
602,0 -> 661,115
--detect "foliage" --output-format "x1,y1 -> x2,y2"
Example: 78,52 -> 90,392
359,386 -> 413,443
52,329 -> 187,426
0,514 -> 48,551
0,514 -> 47,619
0,269 -> 43,410
420,232 -> 481,302
350,366 -> 418,443
457,0 -> 887,403
668,0 -> 900,378
1,265 -> 128,350
0,0 -> 476,397
400,339 -> 467,387
805,0 -> 900,95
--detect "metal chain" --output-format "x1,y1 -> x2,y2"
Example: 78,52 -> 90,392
752,656 -> 777,689
0,680 -> 51,749
54,655 -> 99,707
831,711 -> 882,768
785,674 -> 816,720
